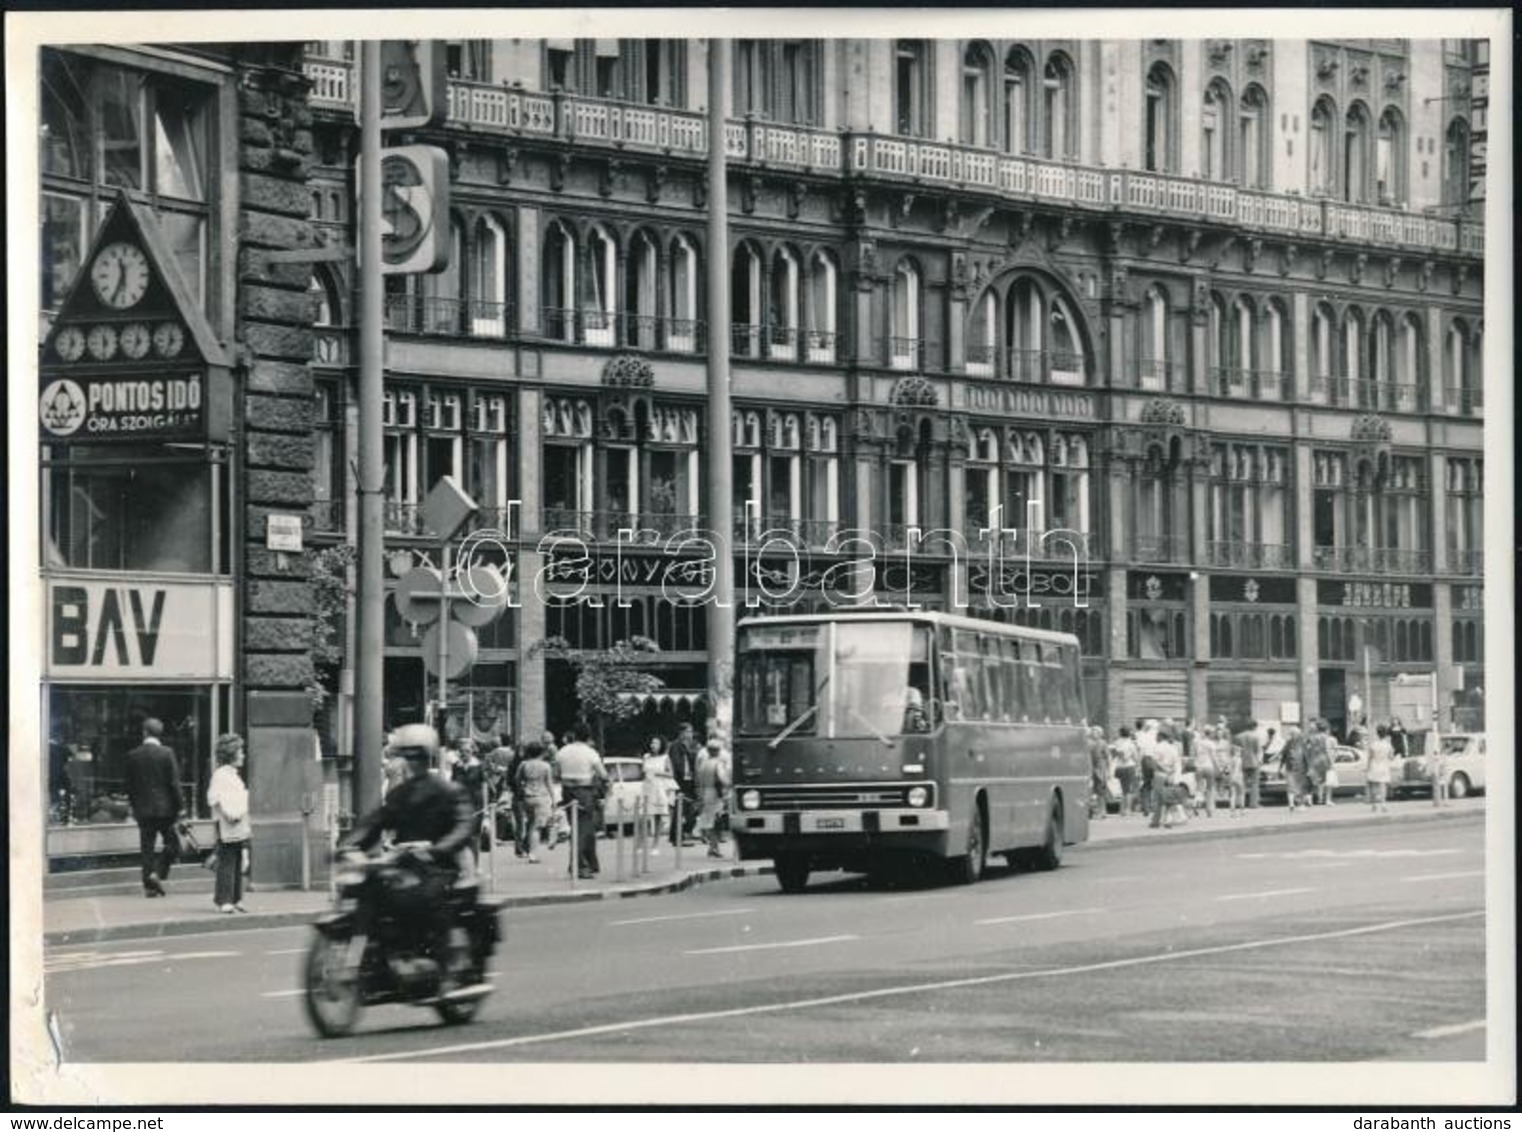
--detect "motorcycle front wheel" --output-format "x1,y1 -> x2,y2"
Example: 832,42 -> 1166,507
304,931 -> 363,1037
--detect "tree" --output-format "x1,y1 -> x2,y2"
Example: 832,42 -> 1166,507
307,542 -> 356,713
529,634 -> 664,751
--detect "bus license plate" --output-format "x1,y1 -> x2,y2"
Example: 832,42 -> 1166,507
816,817 -> 846,829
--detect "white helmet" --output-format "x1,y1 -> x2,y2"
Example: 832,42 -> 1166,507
386,723 -> 440,764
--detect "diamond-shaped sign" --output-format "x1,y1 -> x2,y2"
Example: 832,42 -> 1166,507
421,475 -> 477,543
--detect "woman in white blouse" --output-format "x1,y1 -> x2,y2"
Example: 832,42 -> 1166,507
206,733 -> 252,913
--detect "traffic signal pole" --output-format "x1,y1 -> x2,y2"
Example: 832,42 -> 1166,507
353,40 -> 385,814
705,40 -> 735,738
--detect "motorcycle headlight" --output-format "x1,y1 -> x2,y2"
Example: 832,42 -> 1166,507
740,789 -> 761,811
906,785 -> 929,808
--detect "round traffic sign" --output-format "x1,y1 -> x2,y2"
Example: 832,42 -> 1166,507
450,565 -> 509,626
421,620 -> 478,679
394,566 -> 444,624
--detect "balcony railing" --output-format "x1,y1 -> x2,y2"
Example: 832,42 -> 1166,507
542,509 -> 704,543
732,516 -> 844,549
888,336 -> 924,371
804,329 -> 838,364
730,323 -> 813,362
1132,358 -> 1186,393
967,527 -> 1102,562
1131,534 -> 1192,565
1447,548 -> 1484,576
962,346 -> 1083,385
1312,546 -> 1433,574
1211,367 -> 1287,401
384,502 -> 427,537
385,297 -> 513,339
1443,384 -> 1484,416
539,306 -> 620,347
299,55 -> 1482,259
1206,541 -> 1292,570
1311,375 -> 1429,413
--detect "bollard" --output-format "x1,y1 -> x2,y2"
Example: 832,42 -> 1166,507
637,796 -> 649,875
614,798 -> 625,882
673,793 -> 683,871
482,779 -> 496,895
568,801 -> 578,889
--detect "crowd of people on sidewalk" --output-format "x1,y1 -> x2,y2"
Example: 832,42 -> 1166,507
411,719 -> 735,879
1084,714 -> 1437,830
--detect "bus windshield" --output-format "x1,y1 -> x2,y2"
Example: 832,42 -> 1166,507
737,621 -> 934,739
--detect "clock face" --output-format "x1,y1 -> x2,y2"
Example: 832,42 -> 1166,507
90,241 -> 151,310
120,323 -> 152,360
55,326 -> 86,362
152,321 -> 185,359
86,324 -> 119,361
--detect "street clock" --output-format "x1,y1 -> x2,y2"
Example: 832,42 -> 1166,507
90,240 -> 152,309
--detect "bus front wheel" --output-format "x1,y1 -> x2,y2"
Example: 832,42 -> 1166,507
950,804 -> 987,885
774,855 -> 810,893
1033,797 -> 1065,871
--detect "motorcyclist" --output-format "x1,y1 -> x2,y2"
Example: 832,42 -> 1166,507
339,723 -> 477,983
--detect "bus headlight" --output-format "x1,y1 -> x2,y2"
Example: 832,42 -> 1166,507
740,789 -> 761,811
906,785 -> 929,808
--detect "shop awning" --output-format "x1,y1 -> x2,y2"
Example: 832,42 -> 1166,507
616,689 -> 708,710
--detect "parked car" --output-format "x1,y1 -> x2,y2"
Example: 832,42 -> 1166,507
1398,733 -> 1486,799
1259,744 -> 1374,802
601,756 -> 646,833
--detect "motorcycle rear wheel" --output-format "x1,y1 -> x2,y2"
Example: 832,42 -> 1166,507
304,931 -> 363,1038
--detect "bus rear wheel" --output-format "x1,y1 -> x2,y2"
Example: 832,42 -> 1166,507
950,804 -> 987,885
774,855 -> 810,893
1032,797 -> 1065,871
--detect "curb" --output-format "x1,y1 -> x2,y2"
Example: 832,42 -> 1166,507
1076,803 -> 1482,853
43,862 -> 777,947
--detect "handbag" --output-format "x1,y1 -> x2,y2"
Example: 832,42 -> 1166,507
173,820 -> 203,862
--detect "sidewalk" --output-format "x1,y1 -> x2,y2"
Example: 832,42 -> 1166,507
41,797 -> 1485,946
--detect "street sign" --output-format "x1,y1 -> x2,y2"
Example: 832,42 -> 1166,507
450,565 -> 510,627
421,620 -> 478,679
266,513 -> 304,552
394,566 -> 444,624
366,40 -> 448,130
422,474 -> 477,542
356,145 -> 451,275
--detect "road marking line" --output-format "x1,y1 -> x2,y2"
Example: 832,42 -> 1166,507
261,989 -> 305,998
610,907 -> 756,927
976,908 -> 1103,926
1413,1018 -> 1485,1040
328,908 -> 1483,1064
685,934 -> 857,956
1401,870 -> 1483,883
266,947 -> 308,955
171,951 -> 241,960
1214,887 -> 1316,902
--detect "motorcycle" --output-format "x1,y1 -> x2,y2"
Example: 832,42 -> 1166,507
303,842 -> 503,1038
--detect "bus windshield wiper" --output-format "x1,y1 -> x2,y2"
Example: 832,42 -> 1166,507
768,674 -> 830,749
843,702 -> 895,748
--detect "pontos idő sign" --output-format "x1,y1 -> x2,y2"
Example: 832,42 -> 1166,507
39,372 -> 222,444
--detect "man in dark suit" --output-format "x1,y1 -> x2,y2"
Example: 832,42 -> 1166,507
123,717 -> 182,897
668,722 -> 700,846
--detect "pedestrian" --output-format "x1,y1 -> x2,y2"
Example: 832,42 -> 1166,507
451,738 -> 486,868
553,724 -> 608,879
1192,724 -> 1219,818
207,733 -> 251,913
667,721 -> 701,846
1428,737 -> 1450,807
123,717 -> 182,898
1149,726 -> 1185,830
1110,727 -> 1139,816
695,737 -> 731,858
1136,719 -> 1160,819
1235,720 -> 1264,809
1366,724 -> 1394,813
1087,726 -> 1111,820
1389,717 -> 1409,759
512,742 -> 557,863
640,735 -> 675,853
1308,719 -> 1335,806
1279,725 -> 1306,812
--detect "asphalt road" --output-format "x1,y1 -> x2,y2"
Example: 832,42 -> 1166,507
44,817 -> 1486,1067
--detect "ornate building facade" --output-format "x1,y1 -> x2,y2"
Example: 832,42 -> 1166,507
36,37 -> 1489,864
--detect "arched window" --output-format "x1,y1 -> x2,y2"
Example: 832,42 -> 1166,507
967,289 -> 997,376
1341,308 -> 1365,394
581,224 -> 617,346
542,220 -> 576,342
1310,96 -> 1337,195
730,241 -> 764,357
1445,319 -> 1477,413
308,269 -> 339,328
1443,117 -> 1471,208
623,230 -> 659,349
895,40 -> 930,137
415,216 -> 464,333
1396,313 -> 1421,394
961,42 -> 994,147
1263,299 -> 1291,398
1003,47 -> 1035,154
1370,311 -> 1395,406
1240,84 -> 1270,189
1006,277 -> 1044,381
1312,302 -> 1336,397
1376,106 -> 1406,205
1042,53 -> 1076,159
769,246 -> 800,360
890,260 -> 921,369
1202,79 -> 1233,181
667,234 -> 699,353
1140,285 -> 1172,390
1047,295 -> 1085,385
469,214 -> 508,336
806,250 -> 838,363
1344,102 -> 1373,204
1232,297 -> 1255,374
1144,62 -> 1178,173
733,40 -> 820,125
1207,292 -> 1228,373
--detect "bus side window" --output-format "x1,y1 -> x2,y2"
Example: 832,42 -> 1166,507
1022,640 -> 1043,722
939,627 -> 963,721
979,633 -> 1001,723
956,630 -> 984,721
1063,645 -> 1084,723
999,636 -> 1022,723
